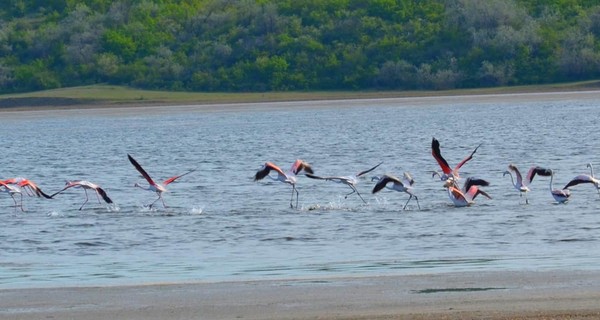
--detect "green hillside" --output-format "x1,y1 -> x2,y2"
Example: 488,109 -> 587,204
1,0 -> 599,94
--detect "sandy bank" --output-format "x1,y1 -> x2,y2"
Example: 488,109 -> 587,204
1,270 -> 600,319
1,90 -> 600,119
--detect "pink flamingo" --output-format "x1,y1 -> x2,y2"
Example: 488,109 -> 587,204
128,154 -> 196,208
51,180 -> 113,210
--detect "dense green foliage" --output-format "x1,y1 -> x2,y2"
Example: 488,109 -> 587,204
1,0 -> 600,93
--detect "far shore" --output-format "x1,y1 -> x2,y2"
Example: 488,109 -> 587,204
1,89 -> 600,118
1,270 -> 600,320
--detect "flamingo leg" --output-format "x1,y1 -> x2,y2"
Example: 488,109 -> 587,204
149,193 -> 162,208
414,195 -> 421,210
9,194 -> 21,212
350,186 -> 367,204
19,193 -> 25,212
344,188 -> 356,199
80,189 -> 90,210
290,185 -> 299,209
403,195 -> 412,210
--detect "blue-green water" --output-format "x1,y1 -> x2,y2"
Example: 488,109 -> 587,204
1,94 -> 600,289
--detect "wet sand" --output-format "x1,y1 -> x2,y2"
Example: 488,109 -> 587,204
1,270 -> 600,319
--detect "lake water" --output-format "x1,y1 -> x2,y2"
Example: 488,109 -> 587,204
1,92 -> 600,289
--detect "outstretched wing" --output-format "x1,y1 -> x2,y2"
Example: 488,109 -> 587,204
128,154 -> 156,186
526,166 -> 548,185
96,187 -> 113,204
356,162 -> 383,177
563,175 -> 597,189
454,143 -> 481,172
432,138 -> 451,175
49,184 -> 77,198
255,162 -> 285,181
372,175 -> 402,194
291,159 -> 314,175
163,169 -> 195,185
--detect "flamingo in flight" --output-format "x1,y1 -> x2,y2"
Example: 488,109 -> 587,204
443,177 -> 492,207
431,137 -> 481,181
305,162 -> 383,203
371,173 -> 420,210
563,163 -> 600,198
128,154 -> 196,208
50,180 -> 113,210
254,159 -> 314,209
1,178 -> 52,211
503,164 -> 547,204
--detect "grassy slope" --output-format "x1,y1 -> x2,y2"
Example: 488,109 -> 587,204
1,81 -> 600,108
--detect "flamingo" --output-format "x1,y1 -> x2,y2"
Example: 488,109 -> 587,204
128,154 -> 196,208
305,162 -> 382,203
1,177 -> 52,211
532,168 -> 571,203
562,163 -> 600,197
443,177 -> 492,207
0,180 -> 24,211
254,159 -> 314,209
503,164 -> 547,204
371,173 -> 420,210
50,180 -> 113,210
431,137 -> 481,181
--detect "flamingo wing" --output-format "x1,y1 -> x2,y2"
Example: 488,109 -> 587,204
454,143 -> 481,172
525,166 -> 548,185
402,172 -> 415,187
49,183 -> 78,198
563,175 -> 596,189
432,138 -> 452,175
372,175 -> 402,194
255,162 -> 285,181
356,162 -> 383,177
291,159 -> 314,175
507,164 -> 524,185
463,177 -> 490,191
128,154 -> 156,186
163,169 -> 196,185
95,186 -> 113,204
449,185 -> 468,202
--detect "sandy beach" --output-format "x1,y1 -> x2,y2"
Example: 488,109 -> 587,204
1,270 -> 600,319
2,90 -> 600,319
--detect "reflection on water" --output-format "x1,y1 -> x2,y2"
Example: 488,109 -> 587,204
1,95 -> 600,288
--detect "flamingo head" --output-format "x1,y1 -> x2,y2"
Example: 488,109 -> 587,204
502,170 -> 511,177
371,176 -> 380,182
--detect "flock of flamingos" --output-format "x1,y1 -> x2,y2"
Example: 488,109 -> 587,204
1,138 -> 600,212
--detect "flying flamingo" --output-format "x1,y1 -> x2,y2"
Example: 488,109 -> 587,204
431,137 -> 481,181
371,173 -> 420,210
443,177 -> 492,207
305,162 -> 383,203
254,159 -> 314,209
563,163 -> 600,197
503,164 -> 547,204
128,154 -> 196,208
1,177 -> 52,211
50,180 -> 113,210
532,168 -> 571,203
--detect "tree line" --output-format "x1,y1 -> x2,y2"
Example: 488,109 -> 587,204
1,0 -> 600,94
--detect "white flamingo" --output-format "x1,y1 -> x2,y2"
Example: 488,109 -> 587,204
371,173 -> 420,210
254,159 -> 314,209
128,154 -> 196,208
305,162 -> 382,203
503,164 -> 546,204
563,163 -> 600,197
534,168 -> 571,203
50,180 -> 114,210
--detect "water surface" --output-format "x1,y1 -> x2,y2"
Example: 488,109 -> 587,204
1,93 -> 600,288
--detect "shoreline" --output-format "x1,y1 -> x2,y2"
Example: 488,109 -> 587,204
1,270 -> 600,319
2,90 -> 600,118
